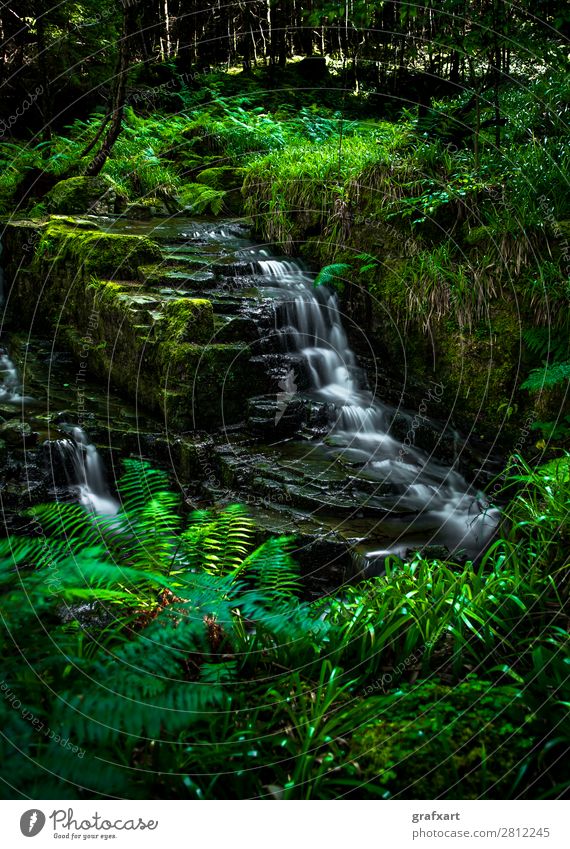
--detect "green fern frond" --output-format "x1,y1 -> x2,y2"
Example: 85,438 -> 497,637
181,505 -> 255,576
521,360 -> 570,391
523,328 -> 569,361
314,263 -> 350,292
116,459 -> 172,514
236,535 -> 300,598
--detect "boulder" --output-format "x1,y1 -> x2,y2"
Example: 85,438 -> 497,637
45,175 -> 128,215
0,419 -> 36,446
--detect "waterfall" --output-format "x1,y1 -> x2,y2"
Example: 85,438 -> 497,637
55,427 -> 119,515
0,351 -> 29,403
258,258 -> 498,558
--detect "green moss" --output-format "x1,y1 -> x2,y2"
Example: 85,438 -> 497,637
354,678 -> 533,799
47,215 -> 100,230
158,298 -> 214,344
124,198 -> 170,219
463,225 -> 495,247
86,279 -> 126,307
36,223 -> 162,280
435,305 -> 520,425
156,341 -> 251,428
45,175 -> 128,215
138,261 -> 208,288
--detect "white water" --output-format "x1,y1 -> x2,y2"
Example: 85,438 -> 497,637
57,427 -> 119,515
258,258 -> 498,558
0,352 -> 30,403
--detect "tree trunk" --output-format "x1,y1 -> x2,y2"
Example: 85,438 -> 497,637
84,8 -> 131,177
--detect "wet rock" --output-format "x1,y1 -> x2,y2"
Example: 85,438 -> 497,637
292,534 -> 356,597
0,419 -> 36,446
214,316 -> 258,343
42,439 -> 74,486
157,297 -> 215,344
247,395 -> 307,438
124,198 -> 171,218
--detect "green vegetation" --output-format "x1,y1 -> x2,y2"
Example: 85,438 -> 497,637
0,457 -> 567,799
2,65 -> 568,428
0,0 -> 568,804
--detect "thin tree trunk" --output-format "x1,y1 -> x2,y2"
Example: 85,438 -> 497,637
85,9 -> 131,177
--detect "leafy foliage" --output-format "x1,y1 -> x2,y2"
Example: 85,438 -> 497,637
0,457 -> 567,799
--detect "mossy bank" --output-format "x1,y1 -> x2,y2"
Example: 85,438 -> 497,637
1,217 -> 262,428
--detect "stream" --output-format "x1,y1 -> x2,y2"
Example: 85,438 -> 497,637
0,215 -> 501,579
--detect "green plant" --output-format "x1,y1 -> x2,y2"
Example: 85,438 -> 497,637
314,262 -> 350,295
353,677 -> 535,799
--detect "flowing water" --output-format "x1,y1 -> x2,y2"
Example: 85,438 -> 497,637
0,350 -> 30,403
1,216 -> 499,568
254,255 -> 499,560
52,426 -> 119,515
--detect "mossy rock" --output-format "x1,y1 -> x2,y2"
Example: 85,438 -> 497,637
36,223 -> 162,280
435,305 -> 521,426
0,419 -> 35,446
47,215 -> 100,231
158,298 -> 214,344
463,224 -> 496,248
158,341 -> 249,428
353,677 -> 533,799
124,198 -> 170,219
45,175 -> 128,215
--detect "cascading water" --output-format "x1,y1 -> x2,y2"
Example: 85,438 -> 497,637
257,258 -> 498,559
0,351 -> 29,403
55,427 -> 118,515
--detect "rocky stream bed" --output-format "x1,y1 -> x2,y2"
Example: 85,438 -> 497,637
0,214 -> 505,592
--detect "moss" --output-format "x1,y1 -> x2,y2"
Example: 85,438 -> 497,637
463,224 -> 495,247
138,261 -> 208,287
435,305 -> 521,426
36,223 -> 162,280
156,341 -> 251,428
47,215 -> 100,230
158,298 -> 214,344
0,419 -> 33,445
124,198 -> 170,219
45,175 -> 128,215
86,279 -> 126,308
353,678 -> 533,799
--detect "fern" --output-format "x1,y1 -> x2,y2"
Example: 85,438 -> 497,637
181,504 -> 255,576
178,183 -> 226,214
314,263 -> 350,294
521,361 -> 570,391
116,458 -> 172,513
523,328 -> 569,362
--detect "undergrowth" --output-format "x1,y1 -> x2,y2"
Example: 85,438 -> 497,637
0,457 -> 568,799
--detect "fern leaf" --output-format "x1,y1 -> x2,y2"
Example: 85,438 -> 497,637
521,360 -> 570,391
314,263 -> 350,291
